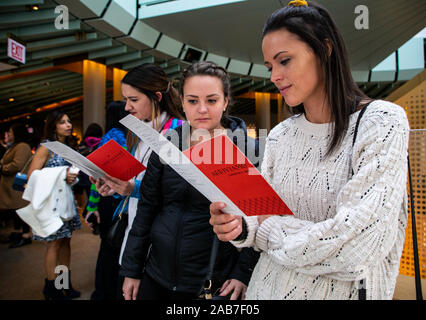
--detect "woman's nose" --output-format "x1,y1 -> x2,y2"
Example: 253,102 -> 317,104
197,102 -> 208,113
270,69 -> 283,85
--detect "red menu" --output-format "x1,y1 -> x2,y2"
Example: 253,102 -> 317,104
87,140 -> 146,181
183,135 -> 293,216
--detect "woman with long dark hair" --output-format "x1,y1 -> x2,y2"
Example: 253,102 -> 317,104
27,110 -> 81,300
91,63 -> 184,299
210,1 -> 410,300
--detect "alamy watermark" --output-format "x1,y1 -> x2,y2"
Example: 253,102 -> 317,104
55,5 -> 69,30
54,265 -> 69,289
157,122 -> 266,175
354,5 -> 369,30
53,4 -> 370,31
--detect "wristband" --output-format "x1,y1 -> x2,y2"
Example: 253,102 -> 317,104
234,218 -> 248,241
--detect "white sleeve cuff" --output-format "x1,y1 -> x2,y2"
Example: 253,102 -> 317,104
255,216 -> 283,252
231,216 -> 259,249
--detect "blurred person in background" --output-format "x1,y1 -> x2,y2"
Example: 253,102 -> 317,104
75,123 -> 103,219
0,130 -> 7,159
0,123 -> 33,248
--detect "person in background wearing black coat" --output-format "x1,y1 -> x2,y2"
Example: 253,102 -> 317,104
85,101 -> 129,300
120,61 -> 261,300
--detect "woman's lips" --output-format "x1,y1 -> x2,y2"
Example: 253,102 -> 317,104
196,118 -> 210,122
279,85 -> 292,95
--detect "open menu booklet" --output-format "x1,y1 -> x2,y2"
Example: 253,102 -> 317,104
119,115 -> 293,217
41,139 -> 146,181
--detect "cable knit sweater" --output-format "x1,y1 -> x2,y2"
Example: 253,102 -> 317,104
232,100 -> 410,300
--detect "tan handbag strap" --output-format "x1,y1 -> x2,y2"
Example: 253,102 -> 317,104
21,154 -> 34,174
118,196 -> 130,219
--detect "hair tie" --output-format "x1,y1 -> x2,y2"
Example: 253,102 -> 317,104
288,0 -> 308,7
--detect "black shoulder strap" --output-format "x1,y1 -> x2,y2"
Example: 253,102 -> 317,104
206,235 -> 219,281
200,235 -> 220,298
407,155 -> 424,300
351,102 -> 372,178
352,104 -> 370,147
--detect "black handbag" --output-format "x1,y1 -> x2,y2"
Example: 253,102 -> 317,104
106,196 -> 129,248
198,235 -> 229,300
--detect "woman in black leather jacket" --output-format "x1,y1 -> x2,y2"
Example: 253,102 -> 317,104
120,62 -> 262,300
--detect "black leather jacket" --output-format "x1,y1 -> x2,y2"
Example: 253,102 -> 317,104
120,116 -> 262,294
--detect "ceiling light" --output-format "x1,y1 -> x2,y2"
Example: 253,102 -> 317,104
9,98 -> 14,102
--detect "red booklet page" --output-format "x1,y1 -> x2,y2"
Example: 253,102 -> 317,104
87,139 -> 146,181
183,134 -> 293,216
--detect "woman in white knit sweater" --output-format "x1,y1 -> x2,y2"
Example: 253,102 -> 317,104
209,0 -> 410,300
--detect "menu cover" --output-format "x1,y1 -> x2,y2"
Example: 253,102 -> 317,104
183,134 -> 293,216
87,139 -> 146,181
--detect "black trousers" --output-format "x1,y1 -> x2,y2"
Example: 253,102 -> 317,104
90,239 -> 121,300
90,195 -> 122,300
13,211 -> 30,233
136,272 -> 199,301
0,209 -> 30,233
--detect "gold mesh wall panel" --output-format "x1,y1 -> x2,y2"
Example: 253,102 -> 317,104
399,130 -> 426,279
393,76 -> 425,279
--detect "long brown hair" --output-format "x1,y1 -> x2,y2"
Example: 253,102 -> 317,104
121,63 -> 184,152
262,1 -> 371,156
44,110 -> 76,149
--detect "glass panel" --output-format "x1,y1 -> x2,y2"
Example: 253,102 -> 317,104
138,0 -> 247,19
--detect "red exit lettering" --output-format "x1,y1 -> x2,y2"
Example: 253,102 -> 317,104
11,42 -> 23,60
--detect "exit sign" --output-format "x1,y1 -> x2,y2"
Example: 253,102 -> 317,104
8,38 -> 26,64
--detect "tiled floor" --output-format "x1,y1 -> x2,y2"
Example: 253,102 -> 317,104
0,221 -> 100,300
0,219 -> 423,300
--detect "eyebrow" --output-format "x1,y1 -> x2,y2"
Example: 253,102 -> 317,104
264,50 -> 288,65
185,94 -> 220,98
